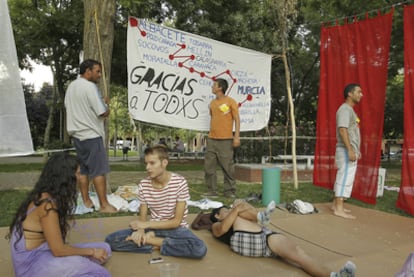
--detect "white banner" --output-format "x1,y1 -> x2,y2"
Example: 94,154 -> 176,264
0,0 -> 34,157
127,17 -> 271,131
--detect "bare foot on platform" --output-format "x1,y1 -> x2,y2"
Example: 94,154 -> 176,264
334,210 -> 356,219
83,200 -> 95,210
99,204 -> 118,213
331,206 -> 351,213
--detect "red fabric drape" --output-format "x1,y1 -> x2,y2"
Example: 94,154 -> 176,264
397,5 -> 414,215
313,11 -> 393,204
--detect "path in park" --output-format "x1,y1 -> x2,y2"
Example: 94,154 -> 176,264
0,155 -> 207,190
0,155 -> 316,190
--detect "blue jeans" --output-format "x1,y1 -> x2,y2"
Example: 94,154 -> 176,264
105,227 -> 207,259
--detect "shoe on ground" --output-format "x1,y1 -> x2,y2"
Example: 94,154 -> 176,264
257,211 -> 270,225
266,200 -> 276,214
257,200 -> 276,225
202,191 -> 219,198
331,261 -> 356,277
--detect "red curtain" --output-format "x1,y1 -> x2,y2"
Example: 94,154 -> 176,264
313,11 -> 393,204
397,5 -> 414,215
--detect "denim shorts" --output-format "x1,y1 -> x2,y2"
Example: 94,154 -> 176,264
73,137 -> 110,177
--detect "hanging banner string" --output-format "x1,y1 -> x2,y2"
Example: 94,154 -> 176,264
304,0 -> 410,26
93,9 -> 108,98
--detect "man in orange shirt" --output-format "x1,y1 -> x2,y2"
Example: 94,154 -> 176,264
204,78 -> 240,198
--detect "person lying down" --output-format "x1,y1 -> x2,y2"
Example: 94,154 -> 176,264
210,199 -> 356,277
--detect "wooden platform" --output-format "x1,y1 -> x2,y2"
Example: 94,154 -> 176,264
2,203 -> 413,276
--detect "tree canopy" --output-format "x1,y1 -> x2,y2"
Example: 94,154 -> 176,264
8,0 -> 407,152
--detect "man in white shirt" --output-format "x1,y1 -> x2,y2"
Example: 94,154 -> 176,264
65,59 -> 116,213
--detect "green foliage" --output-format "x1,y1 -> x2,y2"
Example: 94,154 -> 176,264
9,0 -> 408,158
109,85 -> 133,142
23,84 -> 48,148
9,0 -> 85,150
109,163 -> 204,172
0,159 -> 204,173
0,190 -> 29,228
9,0 -> 83,77
111,0 -> 177,86
46,139 -> 74,151
24,84 -> 64,150
384,73 -> 404,138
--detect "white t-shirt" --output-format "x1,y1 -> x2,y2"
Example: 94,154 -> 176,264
65,77 -> 107,140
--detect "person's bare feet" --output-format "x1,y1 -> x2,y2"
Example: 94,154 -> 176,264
331,206 -> 351,213
334,210 -> 356,219
83,199 -> 95,209
99,204 -> 117,213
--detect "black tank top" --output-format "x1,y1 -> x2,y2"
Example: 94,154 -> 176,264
216,227 -> 234,245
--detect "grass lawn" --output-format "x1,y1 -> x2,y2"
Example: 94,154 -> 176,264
0,159 -> 412,229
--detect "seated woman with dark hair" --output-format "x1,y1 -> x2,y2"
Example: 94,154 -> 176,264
7,152 -> 111,277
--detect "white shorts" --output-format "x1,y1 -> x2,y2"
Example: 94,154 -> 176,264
334,147 -> 357,198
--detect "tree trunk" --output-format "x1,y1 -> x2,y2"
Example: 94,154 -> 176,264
83,0 -> 115,99
282,50 -> 298,189
53,58 -> 70,145
272,0 -> 298,188
83,0 -> 115,149
134,119 -> 143,159
42,86 -> 57,162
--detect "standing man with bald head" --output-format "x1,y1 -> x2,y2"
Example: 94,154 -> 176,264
333,83 -> 363,219
65,59 -> 117,213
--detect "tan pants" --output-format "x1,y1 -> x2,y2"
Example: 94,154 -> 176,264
204,138 -> 236,194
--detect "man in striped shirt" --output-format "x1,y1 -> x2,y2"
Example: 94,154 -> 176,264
105,145 -> 207,258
